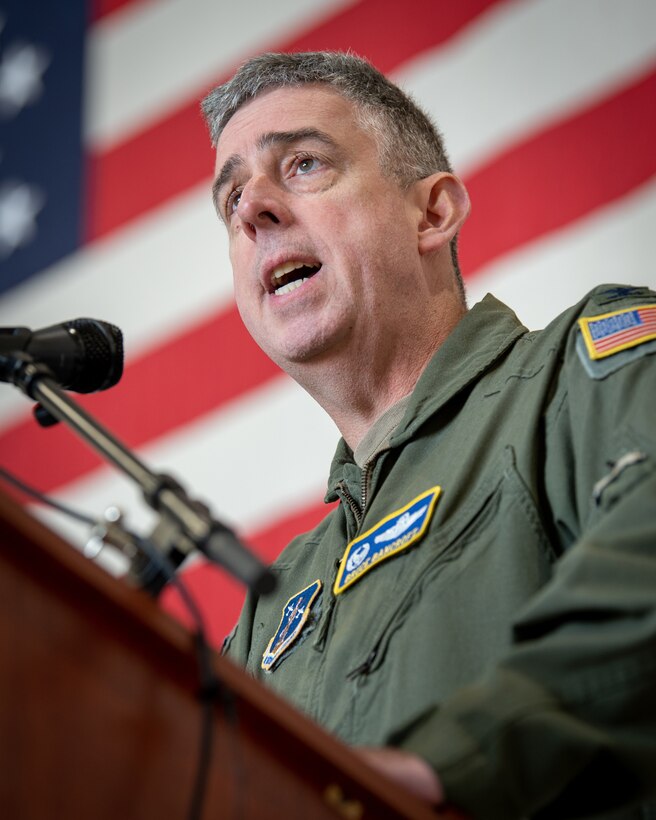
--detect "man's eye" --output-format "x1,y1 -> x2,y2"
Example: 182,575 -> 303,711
226,189 -> 242,215
295,156 -> 321,175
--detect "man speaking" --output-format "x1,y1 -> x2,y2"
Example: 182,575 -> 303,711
201,52 -> 656,818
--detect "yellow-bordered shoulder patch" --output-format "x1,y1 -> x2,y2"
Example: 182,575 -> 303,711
578,304 -> 656,360
261,579 -> 321,672
333,486 -> 441,595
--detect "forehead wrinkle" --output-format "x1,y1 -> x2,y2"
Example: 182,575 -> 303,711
255,127 -> 339,153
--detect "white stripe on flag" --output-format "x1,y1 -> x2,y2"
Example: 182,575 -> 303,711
396,0 -> 656,172
467,178 -> 656,330
33,374 -> 338,555
85,0 -> 357,149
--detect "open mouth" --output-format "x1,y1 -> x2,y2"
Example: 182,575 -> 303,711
271,261 -> 321,296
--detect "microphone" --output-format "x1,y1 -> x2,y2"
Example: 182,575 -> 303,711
0,318 -> 124,393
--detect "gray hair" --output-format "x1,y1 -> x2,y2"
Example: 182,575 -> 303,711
201,51 -> 464,289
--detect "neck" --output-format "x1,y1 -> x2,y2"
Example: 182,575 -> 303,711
287,292 -> 466,450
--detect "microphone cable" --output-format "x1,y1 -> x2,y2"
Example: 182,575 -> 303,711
0,464 -> 96,525
128,531 -> 225,820
0,464 -> 230,820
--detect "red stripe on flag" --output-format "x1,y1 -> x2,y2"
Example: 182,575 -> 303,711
245,499 -> 337,561
89,0 -> 152,22
160,498 -> 335,646
281,0 -> 502,75
0,303 -> 282,492
160,561 -> 245,648
85,0 -> 503,240
459,66 -> 656,274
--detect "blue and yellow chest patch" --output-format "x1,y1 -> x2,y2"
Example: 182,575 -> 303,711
578,304 -> 656,360
261,579 -> 321,672
333,486 -> 441,595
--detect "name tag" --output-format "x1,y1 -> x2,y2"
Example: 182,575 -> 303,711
334,486 -> 441,595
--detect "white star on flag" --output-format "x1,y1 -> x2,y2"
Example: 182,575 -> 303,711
0,41 -> 50,118
0,179 -> 45,257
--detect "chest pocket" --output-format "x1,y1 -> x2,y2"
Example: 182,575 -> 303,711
326,446 -> 558,746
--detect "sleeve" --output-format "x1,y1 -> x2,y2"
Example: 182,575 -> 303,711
395,295 -> 656,819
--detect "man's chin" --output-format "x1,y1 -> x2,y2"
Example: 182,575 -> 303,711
246,309 -> 352,372
259,333 -> 344,372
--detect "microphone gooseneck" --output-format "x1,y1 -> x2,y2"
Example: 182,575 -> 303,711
0,325 -> 275,596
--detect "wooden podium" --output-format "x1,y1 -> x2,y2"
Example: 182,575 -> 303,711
0,489 -> 466,819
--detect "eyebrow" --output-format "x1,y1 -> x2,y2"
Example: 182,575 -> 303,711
211,127 -> 339,214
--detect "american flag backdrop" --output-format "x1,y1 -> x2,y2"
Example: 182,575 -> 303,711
1,0 -> 655,647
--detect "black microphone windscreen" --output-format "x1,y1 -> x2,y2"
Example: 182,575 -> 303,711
0,318 -> 124,394
64,319 -> 124,392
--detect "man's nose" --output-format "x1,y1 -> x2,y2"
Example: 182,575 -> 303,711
236,175 -> 290,240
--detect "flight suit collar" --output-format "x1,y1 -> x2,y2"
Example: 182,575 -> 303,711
391,293 -> 528,443
325,294 -> 528,501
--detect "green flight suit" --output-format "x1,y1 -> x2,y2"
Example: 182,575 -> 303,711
225,285 -> 656,819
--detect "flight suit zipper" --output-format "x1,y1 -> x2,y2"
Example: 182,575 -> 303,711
314,477 -> 362,657
338,481 -> 362,527
361,461 -> 374,510
337,459 -> 376,530
314,466 -> 373,658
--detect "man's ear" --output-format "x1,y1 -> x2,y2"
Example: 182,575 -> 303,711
415,173 -> 470,256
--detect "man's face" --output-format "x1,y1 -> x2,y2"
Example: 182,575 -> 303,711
213,85 -> 426,371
